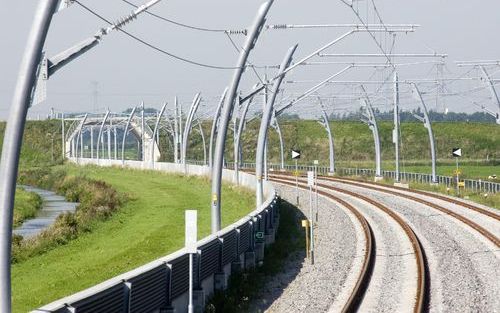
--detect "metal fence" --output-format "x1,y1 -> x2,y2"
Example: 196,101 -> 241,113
34,160 -> 279,313
231,162 -> 500,194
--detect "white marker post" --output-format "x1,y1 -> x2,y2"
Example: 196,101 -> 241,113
313,160 -> 319,222
291,149 -> 301,205
307,171 -> 315,265
185,210 -> 198,313
452,148 -> 462,195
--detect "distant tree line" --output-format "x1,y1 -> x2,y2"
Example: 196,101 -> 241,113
325,108 -> 497,123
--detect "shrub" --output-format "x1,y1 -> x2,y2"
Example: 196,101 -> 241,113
13,169 -> 126,263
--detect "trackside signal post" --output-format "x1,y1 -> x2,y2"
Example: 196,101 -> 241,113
314,160 -> 319,221
307,171 -> 315,264
452,148 -> 462,194
292,149 -> 301,205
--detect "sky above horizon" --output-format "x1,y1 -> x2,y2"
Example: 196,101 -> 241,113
1,0 -> 500,120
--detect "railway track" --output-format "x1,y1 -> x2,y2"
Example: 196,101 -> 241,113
267,171 -> 500,248
270,175 -> 430,313
319,176 -> 500,248
331,176 -> 500,222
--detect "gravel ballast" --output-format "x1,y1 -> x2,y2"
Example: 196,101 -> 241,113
323,179 -> 500,313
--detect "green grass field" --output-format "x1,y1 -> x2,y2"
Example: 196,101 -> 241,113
13,188 -> 43,227
12,165 -> 255,313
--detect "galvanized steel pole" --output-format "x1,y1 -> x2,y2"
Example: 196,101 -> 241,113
197,122 -> 207,165
412,84 -> 437,183
61,112 -> 65,160
256,45 -> 298,206
319,107 -> 335,173
141,102 -> 145,162
209,88 -> 228,168
121,107 -> 136,165
151,103 -> 167,168
394,72 -> 401,182
0,1 -> 59,310
182,93 -> 202,165
211,1 -> 273,233
174,97 -> 180,163
234,97 -> 253,181
360,86 -> 382,177
271,111 -> 285,170
96,111 -> 110,163
479,66 -> 500,124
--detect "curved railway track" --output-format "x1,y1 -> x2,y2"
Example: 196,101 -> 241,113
319,176 -> 500,248
270,175 -> 430,313
331,176 -> 500,222
266,171 -> 500,248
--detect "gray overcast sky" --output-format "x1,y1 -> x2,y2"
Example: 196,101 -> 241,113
1,0 -> 500,120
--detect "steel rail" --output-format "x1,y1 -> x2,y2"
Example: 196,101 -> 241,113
270,174 -> 429,313
330,177 -> 500,222
320,177 -> 500,247
268,177 -> 375,312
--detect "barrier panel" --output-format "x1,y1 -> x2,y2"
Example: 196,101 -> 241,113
33,158 -> 278,313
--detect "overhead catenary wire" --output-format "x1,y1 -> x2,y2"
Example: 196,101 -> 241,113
74,0 -> 243,70
118,0 -> 238,33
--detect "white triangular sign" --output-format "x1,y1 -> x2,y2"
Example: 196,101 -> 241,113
291,150 -> 301,159
452,148 -> 462,157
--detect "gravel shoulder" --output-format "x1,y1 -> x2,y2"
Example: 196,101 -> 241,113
249,184 -> 362,313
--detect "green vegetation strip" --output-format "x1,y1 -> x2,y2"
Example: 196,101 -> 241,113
13,188 -> 43,227
12,165 -> 254,313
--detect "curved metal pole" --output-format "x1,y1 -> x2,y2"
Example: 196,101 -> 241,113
141,101 -> 145,161
178,99 -> 183,163
0,1 -> 59,310
209,87 -> 228,168
271,110 -> 285,170
256,44 -> 298,206
360,86 -> 381,177
174,97 -> 180,163
319,106 -> 335,173
412,84 -> 437,183
75,113 -> 88,161
211,1 -> 273,233
393,72 -> 400,182
151,102 -> 167,168
234,88 -> 257,180
121,107 -> 137,164
197,122 -> 207,165
479,65 -> 500,124
96,111 -> 110,162
182,93 -> 201,164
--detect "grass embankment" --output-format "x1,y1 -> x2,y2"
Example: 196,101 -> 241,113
0,120 -> 65,169
13,188 -> 43,227
174,120 -> 499,180
12,165 -> 255,313
206,200 -> 305,312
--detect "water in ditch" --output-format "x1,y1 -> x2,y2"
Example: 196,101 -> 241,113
13,185 -> 78,239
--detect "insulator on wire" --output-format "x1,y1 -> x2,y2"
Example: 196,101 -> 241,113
266,24 -> 287,30
225,29 -> 248,35
114,11 -> 138,29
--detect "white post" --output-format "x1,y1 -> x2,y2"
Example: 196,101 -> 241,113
90,126 -> 94,159
61,113 -> 65,160
185,210 -> 198,313
307,170 -> 315,264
